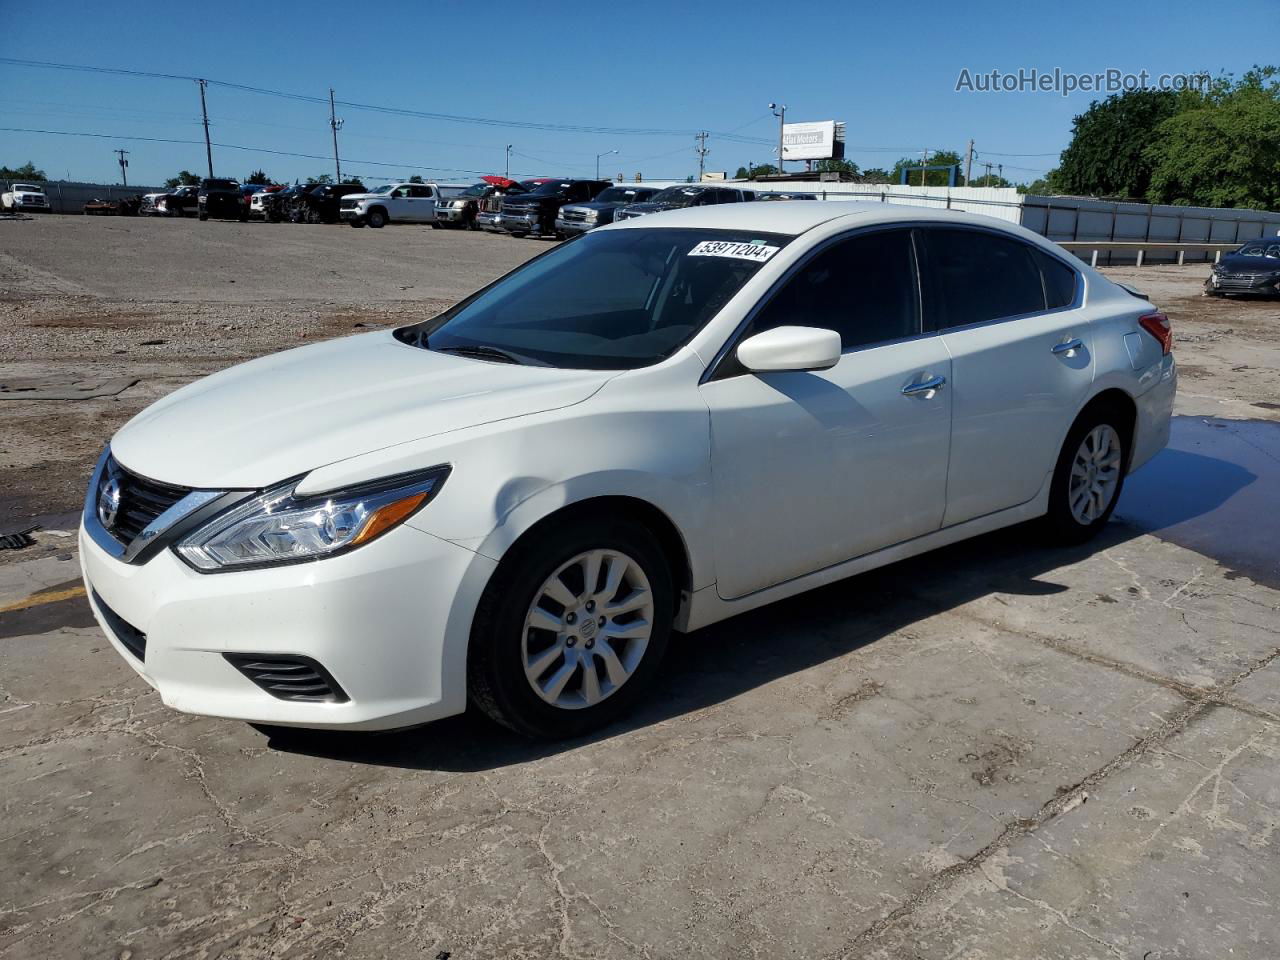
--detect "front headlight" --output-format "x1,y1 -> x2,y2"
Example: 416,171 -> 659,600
175,466 -> 449,572
582,209 -> 599,221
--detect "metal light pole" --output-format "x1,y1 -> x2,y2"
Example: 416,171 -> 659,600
769,103 -> 787,176
505,144 -> 513,179
596,149 -> 617,180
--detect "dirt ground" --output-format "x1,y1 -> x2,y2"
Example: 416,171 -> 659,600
2,216 -> 1279,960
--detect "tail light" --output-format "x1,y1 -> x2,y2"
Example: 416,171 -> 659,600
1138,312 -> 1172,355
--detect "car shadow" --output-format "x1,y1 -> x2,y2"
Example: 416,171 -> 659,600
263,444 -> 1254,772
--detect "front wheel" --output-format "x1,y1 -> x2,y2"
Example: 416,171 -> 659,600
468,516 -> 673,739
197,212 -> 208,221
1043,405 -> 1130,545
367,209 -> 387,228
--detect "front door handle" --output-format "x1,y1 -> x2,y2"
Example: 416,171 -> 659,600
902,375 -> 946,397
1052,337 -> 1084,356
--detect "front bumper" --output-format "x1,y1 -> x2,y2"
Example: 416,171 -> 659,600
497,210 -> 538,234
79,516 -> 496,730
435,206 -> 468,223
554,217 -> 596,236
339,208 -> 364,222
1206,272 -> 1280,297
477,210 -> 504,232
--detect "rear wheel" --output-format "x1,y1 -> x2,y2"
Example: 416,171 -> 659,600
468,516 -> 673,739
1043,404 -> 1130,545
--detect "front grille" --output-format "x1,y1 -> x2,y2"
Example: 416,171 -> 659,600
224,654 -> 350,703
561,209 -> 588,222
91,589 -> 147,661
1217,275 -> 1268,289
107,458 -> 191,544
340,198 -> 358,209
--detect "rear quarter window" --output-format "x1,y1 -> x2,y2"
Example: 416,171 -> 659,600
1036,250 -> 1079,309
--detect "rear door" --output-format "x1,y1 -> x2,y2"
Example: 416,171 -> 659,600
919,227 -> 1091,525
700,228 -> 952,599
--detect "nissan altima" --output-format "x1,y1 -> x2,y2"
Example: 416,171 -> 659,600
80,202 -> 1176,739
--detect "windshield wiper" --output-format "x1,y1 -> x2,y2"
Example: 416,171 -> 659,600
433,344 -> 547,366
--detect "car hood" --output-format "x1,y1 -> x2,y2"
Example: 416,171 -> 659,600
1218,254 -> 1280,274
110,331 -> 613,489
620,201 -> 681,215
341,192 -> 390,202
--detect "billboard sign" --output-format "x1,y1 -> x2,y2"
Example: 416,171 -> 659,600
781,121 -> 845,161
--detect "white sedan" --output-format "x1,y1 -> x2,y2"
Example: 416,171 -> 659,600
80,202 -> 1176,738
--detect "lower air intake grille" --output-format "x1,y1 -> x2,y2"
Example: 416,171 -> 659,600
223,654 -> 349,703
91,589 -> 147,661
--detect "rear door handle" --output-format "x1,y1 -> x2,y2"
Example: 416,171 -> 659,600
902,375 -> 946,397
1052,337 -> 1084,356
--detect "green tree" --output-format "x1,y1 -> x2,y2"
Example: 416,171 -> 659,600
1017,171 -> 1063,195
860,167 -> 893,184
1054,89 -> 1181,199
408,175 -> 424,184
306,173 -> 334,185
163,170 -> 201,188
890,150 -> 962,186
814,157 -> 859,176
0,161 -> 46,181
733,163 -> 780,180
1145,68 -> 1280,209
969,173 -> 1013,188
244,169 -> 272,185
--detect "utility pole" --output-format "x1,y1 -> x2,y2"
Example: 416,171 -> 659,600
197,79 -> 213,178
982,161 -> 994,185
920,149 -> 929,186
964,139 -> 974,186
114,149 -> 129,187
769,103 -> 786,176
695,131 -> 709,182
505,144 -> 513,179
329,88 -> 343,183
997,163 -> 1003,185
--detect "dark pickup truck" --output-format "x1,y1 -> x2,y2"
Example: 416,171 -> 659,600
554,184 -> 663,237
614,184 -> 757,222
497,179 -> 612,238
198,178 -> 248,222
290,183 -> 367,224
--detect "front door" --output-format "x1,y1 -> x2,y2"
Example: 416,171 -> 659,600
699,228 -> 953,599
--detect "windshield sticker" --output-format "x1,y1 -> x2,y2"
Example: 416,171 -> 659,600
688,240 -> 781,263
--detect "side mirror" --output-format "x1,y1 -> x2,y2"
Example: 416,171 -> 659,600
737,326 -> 841,373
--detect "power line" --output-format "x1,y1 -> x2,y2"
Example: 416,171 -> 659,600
0,56 -> 774,145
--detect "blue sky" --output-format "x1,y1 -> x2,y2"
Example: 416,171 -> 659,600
4,0 -> 1276,188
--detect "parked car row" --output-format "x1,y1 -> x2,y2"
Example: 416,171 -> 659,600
126,175 -> 821,238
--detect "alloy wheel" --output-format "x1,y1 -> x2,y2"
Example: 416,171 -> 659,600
522,549 -> 654,710
1068,424 -> 1122,524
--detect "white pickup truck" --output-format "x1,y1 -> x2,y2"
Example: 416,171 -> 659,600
2,182 -> 51,213
339,181 -> 467,228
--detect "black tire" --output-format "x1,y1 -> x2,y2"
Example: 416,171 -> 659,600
198,212 -> 208,221
367,208 -> 387,229
468,513 -> 674,740
349,219 -> 365,228
1043,400 -> 1132,545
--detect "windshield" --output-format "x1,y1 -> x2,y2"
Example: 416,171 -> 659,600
203,180 -> 238,191
461,183 -> 490,197
651,186 -> 706,207
530,181 -> 573,194
14,184 -> 42,192
369,185 -> 395,195
405,227 -> 790,370
1238,241 -> 1280,258
596,187 -> 650,203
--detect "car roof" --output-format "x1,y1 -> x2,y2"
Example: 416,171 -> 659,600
605,200 -> 1040,238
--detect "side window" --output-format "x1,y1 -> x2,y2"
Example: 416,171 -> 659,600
412,186 -> 433,198
749,229 -> 920,351
1035,249 -> 1078,309
392,187 -> 410,198
924,228 -> 1046,329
